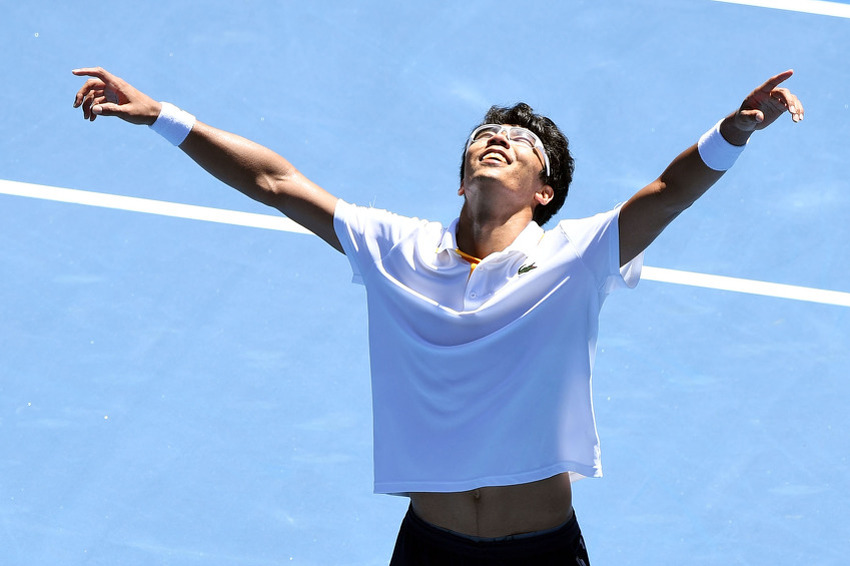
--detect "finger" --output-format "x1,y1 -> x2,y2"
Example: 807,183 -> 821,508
72,67 -> 119,84
81,90 -> 100,120
780,90 -> 804,121
758,69 -> 794,93
788,94 -> 804,122
73,78 -> 105,107
80,93 -> 92,120
769,87 -> 805,122
90,95 -> 109,108
794,97 -> 804,121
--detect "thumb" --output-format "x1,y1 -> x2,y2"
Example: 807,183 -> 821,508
91,102 -> 124,117
737,109 -> 764,129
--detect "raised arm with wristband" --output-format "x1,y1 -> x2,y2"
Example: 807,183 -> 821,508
72,67 -> 341,251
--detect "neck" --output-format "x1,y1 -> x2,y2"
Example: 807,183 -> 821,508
455,202 -> 534,259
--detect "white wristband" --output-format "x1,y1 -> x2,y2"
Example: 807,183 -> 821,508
150,102 -> 196,146
697,119 -> 746,171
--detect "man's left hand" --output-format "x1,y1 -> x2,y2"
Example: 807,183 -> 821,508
732,69 -> 804,133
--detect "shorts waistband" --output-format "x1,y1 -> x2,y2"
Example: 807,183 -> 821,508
402,506 -> 582,558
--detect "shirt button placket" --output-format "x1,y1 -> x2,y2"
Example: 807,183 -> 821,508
464,271 -> 474,308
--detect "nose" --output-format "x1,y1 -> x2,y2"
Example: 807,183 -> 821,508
487,128 -> 511,147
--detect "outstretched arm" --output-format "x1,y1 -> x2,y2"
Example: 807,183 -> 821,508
72,67 -> 342,252
618,70 -> 804,267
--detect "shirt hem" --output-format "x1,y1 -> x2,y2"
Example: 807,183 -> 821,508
375,462 -> 602,496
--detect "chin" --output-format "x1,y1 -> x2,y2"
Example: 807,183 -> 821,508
469,168 -> 509,184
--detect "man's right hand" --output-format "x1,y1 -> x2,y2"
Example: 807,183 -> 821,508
73,67 -> 161,125
72,66 -> 342,252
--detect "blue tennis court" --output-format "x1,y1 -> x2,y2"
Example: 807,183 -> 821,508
2,1 -> 849,564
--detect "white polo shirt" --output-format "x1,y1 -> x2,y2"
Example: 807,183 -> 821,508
334,199 -> 642,495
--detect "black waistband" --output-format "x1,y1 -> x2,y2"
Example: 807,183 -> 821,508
401,506 -> 583,560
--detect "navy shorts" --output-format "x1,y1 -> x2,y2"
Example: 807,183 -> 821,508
389,506 -> 591,565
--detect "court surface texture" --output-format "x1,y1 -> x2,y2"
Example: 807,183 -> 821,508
2,1 -> 849,564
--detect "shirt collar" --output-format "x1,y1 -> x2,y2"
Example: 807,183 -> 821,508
436,218 -> 545,262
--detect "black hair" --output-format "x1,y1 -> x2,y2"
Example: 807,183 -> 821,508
460,103 -> 574,226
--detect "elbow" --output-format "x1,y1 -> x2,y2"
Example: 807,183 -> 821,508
649,178 -> 695,223
254,170 -> 296,208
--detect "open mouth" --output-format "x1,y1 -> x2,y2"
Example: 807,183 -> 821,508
480,149 -> 510,165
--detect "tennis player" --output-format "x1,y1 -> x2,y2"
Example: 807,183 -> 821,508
73,67 -> 802,565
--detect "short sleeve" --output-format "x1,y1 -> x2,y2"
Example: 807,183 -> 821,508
333,199 -> 425,285
557,205 -> 642,295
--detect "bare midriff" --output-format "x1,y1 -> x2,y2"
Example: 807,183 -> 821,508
409,472 -> 574,538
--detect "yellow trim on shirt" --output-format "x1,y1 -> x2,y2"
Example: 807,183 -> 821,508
454,248 -> 482,272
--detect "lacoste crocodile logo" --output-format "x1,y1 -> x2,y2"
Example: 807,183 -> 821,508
518,262 -> 537,275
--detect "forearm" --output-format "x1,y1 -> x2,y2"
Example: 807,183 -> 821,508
618,116 -> 741,265
655,146 -> 724,214
180,121 -> 299,207
176,121 -> 341,250
659,113 -> 750,207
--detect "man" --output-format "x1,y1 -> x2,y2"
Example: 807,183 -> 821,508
73,67 -> 803,564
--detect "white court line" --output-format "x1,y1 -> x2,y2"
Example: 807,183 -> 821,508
2,179 -> 849,308
642,266 -> 850,307
711,0 -> 850,18
0,178 -> 311,235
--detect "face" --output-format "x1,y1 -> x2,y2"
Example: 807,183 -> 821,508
466,124 -> 550,176
460,124 -> 553,210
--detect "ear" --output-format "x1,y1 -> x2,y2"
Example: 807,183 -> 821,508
458,181 -> 465,196
534,184 -> 554,206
